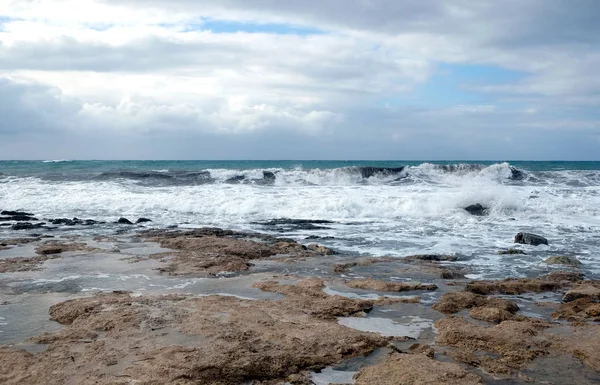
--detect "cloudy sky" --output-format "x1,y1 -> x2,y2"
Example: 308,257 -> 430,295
1,0 -> 599,160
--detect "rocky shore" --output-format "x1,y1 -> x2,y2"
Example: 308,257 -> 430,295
0,217 -> 599,384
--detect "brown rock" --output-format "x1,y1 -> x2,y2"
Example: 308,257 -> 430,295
436,316 -> 552,374
433,291 -> 519,314
465,278 -> 566,295
562,283 -> 600,303
307,243 -> 337,255
469,306 -> 519,323
404,254 -> 458,262
345,278 -> 437,292
552,298 -> 600,322
0,279 -> 389,385
354,353 -> 482,385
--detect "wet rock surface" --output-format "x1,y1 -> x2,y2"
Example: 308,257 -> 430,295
345,278 -> 437,292
0,279 -> 390,385
140,228 -> 334,276
0,225 -> 599,385
464,203 -> 489,216
354,353 -> 483,385
514,232 -> 548,246
545,255 -> 582,267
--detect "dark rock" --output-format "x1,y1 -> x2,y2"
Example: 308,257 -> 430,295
51,218 -> 100,226
251,218 -> 334,232
305,235 -> 336,240
11,222 -> 45,230
514,232 -> 548,246
263,171 -> 276,180
117,217 -> 134,225
498,248 -> 527,255
0,215 -> 38,221
404,254 -> 458,262
1,210 -> 34,217
464,204 -> 489,216
136,218 -> 153,224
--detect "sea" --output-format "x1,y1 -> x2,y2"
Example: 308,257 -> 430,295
1,160 -> 599,280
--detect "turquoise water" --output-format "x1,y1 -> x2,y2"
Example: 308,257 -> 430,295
1,160 -> 599,177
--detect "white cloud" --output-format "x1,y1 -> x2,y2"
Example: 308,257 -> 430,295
0,0 -> 599,159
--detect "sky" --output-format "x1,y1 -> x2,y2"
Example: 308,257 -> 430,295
0,0 -> 599,160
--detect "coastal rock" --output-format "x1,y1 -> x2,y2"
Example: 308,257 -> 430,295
498,248 -> 527,255
562,284 -> 600,303
544,255 -> 582,267
0,280 -> 390,384
552,298 -> 600,322
345,278 -> 437,292
464,203 -> 489,216
435,316 -> 552,374
465,277 -> 567,295
117,217 -> 133,225
36,245 -> 63,255
0,214 -> 38,221
51,218 -> 100,226
433,291 -> 519,314
514,232 -> 548,246
307,243 -> 337,255
404,254 -> 458,262
135,217 -> 152,224
11,222 -> 45,230
1,210 -> 34,217
354,353 -> 483,385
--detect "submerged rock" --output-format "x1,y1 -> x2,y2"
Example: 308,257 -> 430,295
545,255 -> 582,267
263,171 -> 276,180
117,217 -> 134,225
135,218 -> 152,224
498,248 -> 527,255
11,222 -> 45,230
404,254 -> 458,262
1,210 -> 34,217
514,232 -> 548,246
464,203 -> 489,216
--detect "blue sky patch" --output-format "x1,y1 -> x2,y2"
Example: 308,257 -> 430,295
186,19 -> 325,35
381,63 -> 526,108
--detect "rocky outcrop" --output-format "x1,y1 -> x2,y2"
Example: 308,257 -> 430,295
345,278 -> 437,292
117,217 -> 133,225
544,255 -> 582,267
51,218 -> 100,226
0,280 -> 391,384
562,283 -> 600,303
135,218 -> 152,224
404,254 -> 458,262
433,291 -> 519,315
307,243 -> 337,255
354,353 -> 483,385
514,232 -> 548,246
11,222 -> 45,230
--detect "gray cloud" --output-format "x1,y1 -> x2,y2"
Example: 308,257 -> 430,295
0,0 -> 599,160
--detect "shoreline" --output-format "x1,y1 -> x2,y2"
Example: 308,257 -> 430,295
0,224 -> 599,384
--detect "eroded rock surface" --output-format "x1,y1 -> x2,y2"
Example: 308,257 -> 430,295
345,278 -> 437,292
0,279 -> 390,385
354,353 -> 483,385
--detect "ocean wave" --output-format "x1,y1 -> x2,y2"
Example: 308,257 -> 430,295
42,159 -> 71,163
